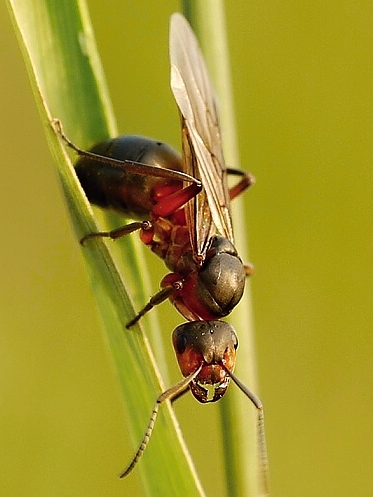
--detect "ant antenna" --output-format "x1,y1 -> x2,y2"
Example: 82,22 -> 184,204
118,365 -> 202,478
227,367 -> 269,496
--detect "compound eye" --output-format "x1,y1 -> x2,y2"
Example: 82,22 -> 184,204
174,332 -> 187,355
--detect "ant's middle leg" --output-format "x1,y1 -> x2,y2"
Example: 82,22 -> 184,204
80,220 -> 153,245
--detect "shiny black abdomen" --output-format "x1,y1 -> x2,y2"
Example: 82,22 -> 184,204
75,135 -> 183,220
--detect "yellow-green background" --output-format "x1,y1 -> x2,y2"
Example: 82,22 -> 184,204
2,1 -> 372,496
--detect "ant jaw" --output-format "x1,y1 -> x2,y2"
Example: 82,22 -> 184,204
190,374 -> 230,403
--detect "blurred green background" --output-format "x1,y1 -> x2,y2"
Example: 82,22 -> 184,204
2,1 -> 373,496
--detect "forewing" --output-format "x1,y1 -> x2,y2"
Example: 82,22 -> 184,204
170,13 -> 234,259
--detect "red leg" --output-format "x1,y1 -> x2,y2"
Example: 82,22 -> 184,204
80,221 -> 153,245
126,284 -> 175,328
152,182 -> 202,218
227,168 -> 256,200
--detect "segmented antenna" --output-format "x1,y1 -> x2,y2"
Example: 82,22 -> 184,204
228,368 -> 269,496
118,366 -> 202,478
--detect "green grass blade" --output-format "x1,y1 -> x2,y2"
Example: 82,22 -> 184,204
183,1 -> 266,496
5,0 -> 205,495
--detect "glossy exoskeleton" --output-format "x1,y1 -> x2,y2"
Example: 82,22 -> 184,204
75,134 -> 250,326
55,13 -> 267,489
72,131 -> 253,405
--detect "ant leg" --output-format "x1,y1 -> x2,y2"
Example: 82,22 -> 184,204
152,182 -> 202,218
126,285 -> 176,329
227,168 -> 256,276
244,263 -> 255,277
227,167 -> 256,200
80,220 -> 153,245
51,118 -> 199,184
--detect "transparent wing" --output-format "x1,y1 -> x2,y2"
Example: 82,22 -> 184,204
170,13 -> 234,259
